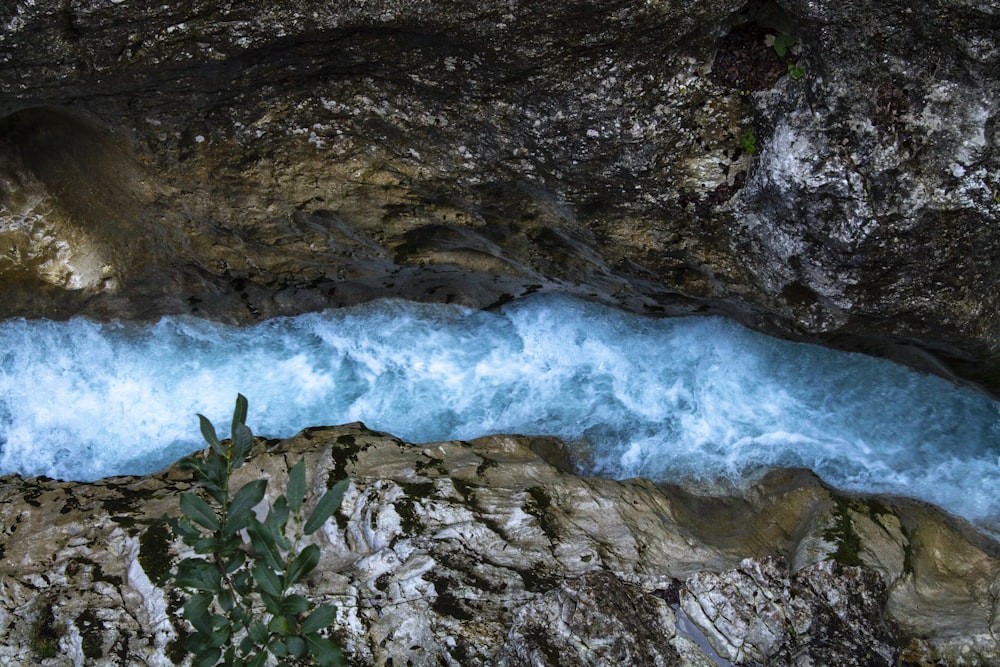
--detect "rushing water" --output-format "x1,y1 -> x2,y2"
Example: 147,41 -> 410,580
1,294 -> 998,528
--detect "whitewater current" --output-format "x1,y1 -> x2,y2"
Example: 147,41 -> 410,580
1,295 -> 998,529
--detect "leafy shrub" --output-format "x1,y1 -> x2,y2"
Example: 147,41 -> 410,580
166,394 -> 349,667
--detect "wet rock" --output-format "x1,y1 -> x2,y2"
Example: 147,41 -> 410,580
0,0 -> 997,390
1,426 -> 999,665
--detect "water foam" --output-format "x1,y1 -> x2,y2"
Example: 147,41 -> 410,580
1,295 -> 998,529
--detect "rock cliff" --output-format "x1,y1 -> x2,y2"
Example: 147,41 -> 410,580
2,426 -> 999,665
1,0 -> 998,391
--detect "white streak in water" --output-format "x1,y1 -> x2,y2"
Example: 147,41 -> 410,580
1,295 -> 998,530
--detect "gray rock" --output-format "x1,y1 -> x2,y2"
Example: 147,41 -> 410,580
2,426 -> 999,665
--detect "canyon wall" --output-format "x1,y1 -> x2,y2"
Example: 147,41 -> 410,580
1,0 -> 998,390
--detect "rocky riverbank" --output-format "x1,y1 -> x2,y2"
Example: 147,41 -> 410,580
2,426 -> 999,665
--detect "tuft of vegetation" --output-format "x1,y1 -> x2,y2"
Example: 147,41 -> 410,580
787,63 -> 806,80
165,394 -> 350,667
740,128 -> 758,155
766,33 -> 806,80
824,498 -> 864,567
30,604 -> 60,659
766,33 -> 797,58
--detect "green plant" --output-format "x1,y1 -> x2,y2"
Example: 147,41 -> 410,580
166,394 -> 349,667
739,128 -> 758,155
787,63 -> 806,80
30,605 -> 59,659
767,33 -> 797,57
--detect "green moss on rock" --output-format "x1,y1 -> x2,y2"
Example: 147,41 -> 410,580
139,521 -> 174,586
30,603 -> 59,659
824,498 -> 864,567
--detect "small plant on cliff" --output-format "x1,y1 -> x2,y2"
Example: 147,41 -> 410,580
165,394 -> 349,667
739,128 -> 758,155
766,33 -> 797,58
787,62 -> 806,80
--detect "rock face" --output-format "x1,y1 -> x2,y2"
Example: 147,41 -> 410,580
1,0 -> 998,390
1,426 -> 999,666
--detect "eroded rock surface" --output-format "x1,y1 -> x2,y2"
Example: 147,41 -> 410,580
1,426 -> 998,665
0,0 -> 998,390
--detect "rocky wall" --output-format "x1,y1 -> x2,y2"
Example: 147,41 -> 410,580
1,0 -> 998,390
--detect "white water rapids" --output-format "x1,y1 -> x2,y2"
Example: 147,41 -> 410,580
1,295 -> 998,529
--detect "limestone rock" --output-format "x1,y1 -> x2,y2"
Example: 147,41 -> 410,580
0,0 -> 998,390
1,425 -> 999,665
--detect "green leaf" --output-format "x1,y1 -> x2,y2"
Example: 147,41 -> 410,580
175,558 -> 222,592
286,636 -> 306,657
286,545 -> 320,587
247,652 -> 268,667
305,635 -> 346,667
248,621 -> 270,645
201,455 -> 228,495
266,495 -> 290,535
239,635 -> 256,656
185,632 -> 211,655
184,592 -> 215,635
304,479 -> 349,535
268,615 -> 295,636
178,455 -> 203,472
253,560 -> 284,598
180,493 -> 220,531
233,570 -> 253,596
280,594 -> 309,616
198,414 -> 225,456
232,393 -> 249,432
233,423 -> 254,465
247,518 -> 284,572
172,518 -> 203,540
193,647 -> 222,667
772,33 -> 796,57
229,604 -> 250,629
225,479 -> 267,534
287,459 -> 306,514
224,549 -> 246,574
219,589 -> 235,613
209,622 -> 231,648
300,605 -> 337,635
261,591 -> 283,615
190,535 -> 223,555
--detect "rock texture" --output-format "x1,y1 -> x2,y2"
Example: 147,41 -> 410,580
1,0 -> 999,391
1,426 -> 999,666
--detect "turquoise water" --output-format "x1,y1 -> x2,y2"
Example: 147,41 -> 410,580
1,294 -> 998,528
